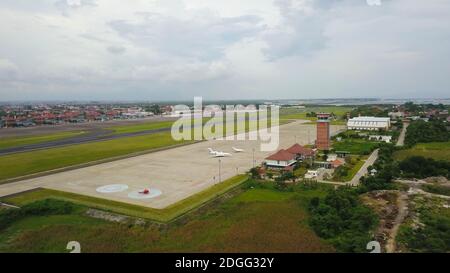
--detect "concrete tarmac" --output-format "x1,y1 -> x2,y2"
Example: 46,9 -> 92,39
0,121 -> 344,209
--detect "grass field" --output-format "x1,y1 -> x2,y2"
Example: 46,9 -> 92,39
0,182 -> 335,253
280,106 -> 352,125
0,132 -> 193,182
0,115 -> 289,182
332,139 -> 379,155
109,120 -> 176,134
0,131 -> 86,150
393,142 -> 450,162
1,175 -> 248,222
342,157 -> 366,182
110,117 -> 288,136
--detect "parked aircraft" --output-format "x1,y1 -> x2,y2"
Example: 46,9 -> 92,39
232,147 -> 244,153
212,151 -> 232,157
208,148 -> 232,157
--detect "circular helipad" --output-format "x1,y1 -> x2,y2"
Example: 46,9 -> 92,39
96,184 -> 129,193
128,189 -> 162,200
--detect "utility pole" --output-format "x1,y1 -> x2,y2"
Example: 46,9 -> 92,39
252,148 -> 255,168
218,158 -> 222,183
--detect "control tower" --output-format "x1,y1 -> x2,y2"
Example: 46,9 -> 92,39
316,113 -> 331,150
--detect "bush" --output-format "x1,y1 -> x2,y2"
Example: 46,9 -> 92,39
308,188 -> 378,252
0,199 -> 75,230
399,156 -> 450,179
399,215 -> 450,253
405,120 -> 449,146
421,184 -> 450,196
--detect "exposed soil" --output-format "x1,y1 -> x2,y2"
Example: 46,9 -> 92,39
361,190 -> 408,253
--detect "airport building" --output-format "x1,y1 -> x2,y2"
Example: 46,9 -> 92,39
286,143 -> 315,160
347,116 -> 391,131
264,149 -> 297,169
316,113 -> 331,150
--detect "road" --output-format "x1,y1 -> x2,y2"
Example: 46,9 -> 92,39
348,149 -> 379,186
396,122 -> 409,147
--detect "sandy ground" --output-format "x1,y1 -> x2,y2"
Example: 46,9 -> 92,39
0,121 -> 344,209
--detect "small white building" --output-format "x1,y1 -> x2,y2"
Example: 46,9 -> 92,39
388,111 -> 404,119
326,154 -> 338,162
304,168 -> 325,179
347,116 -> 391,131
368,135 -> 393,143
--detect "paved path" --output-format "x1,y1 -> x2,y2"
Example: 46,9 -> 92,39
396,122 -> 409,147
348,149 -> 379,186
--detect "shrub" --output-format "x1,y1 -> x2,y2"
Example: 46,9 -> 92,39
308,188 -> 378,252
405,120 -> 449,146
0,199 -> 75,230
399,156 -> 450,179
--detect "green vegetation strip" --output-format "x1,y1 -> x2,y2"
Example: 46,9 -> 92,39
394,141 -> 450,162
0,181 -> 335,253
280,106 -> 352,125
109,121 -> 176,134
332,139 -> 379,155
0,116 -> 283,182
0,131 -> 85,150
1,175 -> 248,222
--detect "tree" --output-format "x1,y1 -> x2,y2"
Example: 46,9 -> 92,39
249,167 -> 260,179
147,104 -> 162,115
405,120 -> 449,146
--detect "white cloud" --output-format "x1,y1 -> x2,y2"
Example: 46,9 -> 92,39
0,0 -> 449,100
0,59 -> 19,80
367,0 -> 382,6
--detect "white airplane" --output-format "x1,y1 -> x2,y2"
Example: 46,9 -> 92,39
213,151 -> 232,157
208,148 -> 232,157
208,148 -> 218,155
232,147 -> 244,153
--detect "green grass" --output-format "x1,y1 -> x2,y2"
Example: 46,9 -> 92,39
0,132 -> 192,182
109,121 -> 176,134
280,106 -> 352,124
342,157 -> 366,182
332,139 -> 379,155
421,184 -> 450,196
0,182 -> 335,253
1,175 -> 248,222
0,115 -> 287,182
393,142 -> 450,162
397,195 -> 450,253
0,131 -> 86,150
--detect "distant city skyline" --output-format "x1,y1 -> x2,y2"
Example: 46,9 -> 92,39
1,0 -> 450,100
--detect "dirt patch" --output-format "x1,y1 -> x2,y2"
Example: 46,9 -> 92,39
86,209 -> 146,226
361,190 -> 408,253
423,176 -> 450,186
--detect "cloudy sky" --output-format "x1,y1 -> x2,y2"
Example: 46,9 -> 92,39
0,0 -> 449,101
